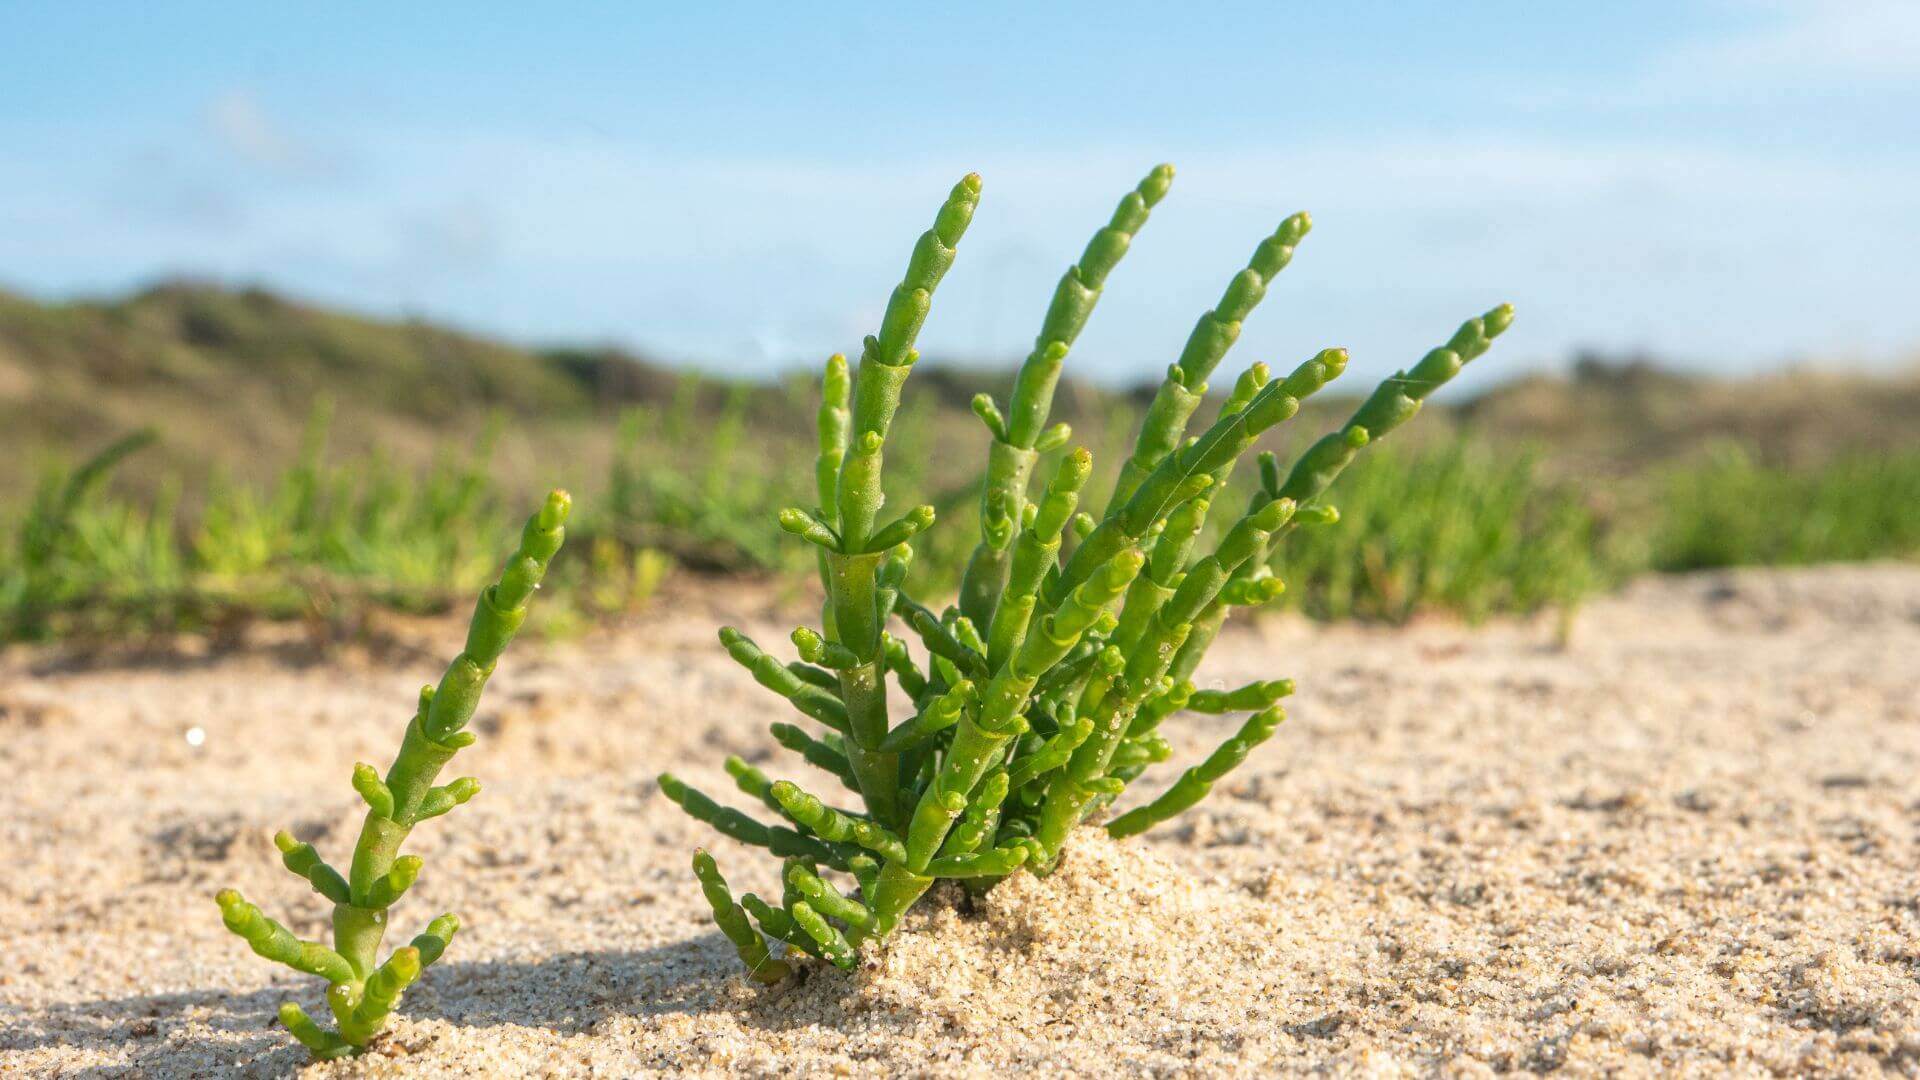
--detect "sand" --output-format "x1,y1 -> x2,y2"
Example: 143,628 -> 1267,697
2,565 -> 1918,1077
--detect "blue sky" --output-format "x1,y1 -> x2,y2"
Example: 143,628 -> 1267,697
2,2 -> 1917,385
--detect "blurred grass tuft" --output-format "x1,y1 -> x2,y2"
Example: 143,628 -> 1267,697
7,400 -> 1918,645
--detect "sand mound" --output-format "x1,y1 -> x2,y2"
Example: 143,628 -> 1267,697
699,830 -> 1286,1075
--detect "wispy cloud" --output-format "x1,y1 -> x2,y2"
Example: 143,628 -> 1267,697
1504,1 -> 1920,113
394,199 -> 501,276
207,90 -> 339,179
1658,1 -> 1920,87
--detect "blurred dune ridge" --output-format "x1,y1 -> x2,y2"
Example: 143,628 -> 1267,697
4,280 -> 1918,502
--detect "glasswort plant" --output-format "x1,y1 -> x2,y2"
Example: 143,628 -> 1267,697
663,166 -> 1513,980
215,491 -> 570,1059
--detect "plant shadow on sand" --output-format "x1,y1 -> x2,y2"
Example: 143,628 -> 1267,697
3,982 -> 306,1078
20,624 -> 446,680
423,930 -> 923,1038
421,937 -> 741,1035
3,932 -> 925,1077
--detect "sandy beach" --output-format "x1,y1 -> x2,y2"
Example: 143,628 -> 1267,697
3,565 -> 1918,1077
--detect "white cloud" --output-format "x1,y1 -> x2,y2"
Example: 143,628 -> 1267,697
1506,2 -> 1920,110
207,90 -> 336,178
1671,1 -> 1920,83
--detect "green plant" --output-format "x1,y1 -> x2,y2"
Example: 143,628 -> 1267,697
214,491 -> 570,1059
191,405 -> 510,611
605,375 -> 974,585
608,383 -> 793,572
1274,440 -> 1604,622
1651,443 -> 1920,570
664,167 -> 1513,979
4,428 -> 161,640
0,408 -> 516,643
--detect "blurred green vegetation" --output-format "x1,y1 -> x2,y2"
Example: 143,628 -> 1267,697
1273,442 -> 1612,623
8,395 -> 1919,645
1650,445 -> 1920,571
3,284 -> 1918,645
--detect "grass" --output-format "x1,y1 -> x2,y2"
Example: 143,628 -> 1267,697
2,409 -> 514,642
1273,441 -> 1609,623
602,380 -> 976,579
1651,444 -> 1920,570
5,399 -> 1918,646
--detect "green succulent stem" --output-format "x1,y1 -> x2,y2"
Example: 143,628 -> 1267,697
279,1003 -> 354,1060
1036,495 -> 1296,860
694,850 -> 791,984
1056,348 -> 1344,607
1108,705 -> 1285,837
216,491 -> 569,1058
1172,303 -> 1520,679
678,166 -> 1515,985
1105,212 -> 1311,512
958,165 -> 1174,629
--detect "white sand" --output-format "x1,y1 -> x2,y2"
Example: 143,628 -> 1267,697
3,565 -> 1918,1076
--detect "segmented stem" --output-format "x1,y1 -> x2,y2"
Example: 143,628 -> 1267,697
958,165 -> 1174,627
1107,706 -> 1285,837
685,167 -> 1516,985
694,850 -> 791,984
216,492 -> 567,1058
1105,212 -> 1310,511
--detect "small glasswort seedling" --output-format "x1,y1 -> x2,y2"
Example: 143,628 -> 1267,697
664,166 -> 1514,981
215,491 -> 569,1059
